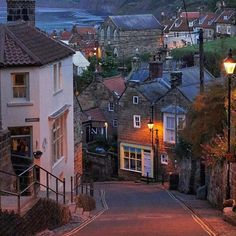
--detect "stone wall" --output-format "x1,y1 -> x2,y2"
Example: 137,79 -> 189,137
0,129 -> 15,191
74,96 -> 83,175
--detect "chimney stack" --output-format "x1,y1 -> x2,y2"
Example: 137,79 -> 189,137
170,71 -> 183,88
149,54 -> 163,80
6,0 -> 36,26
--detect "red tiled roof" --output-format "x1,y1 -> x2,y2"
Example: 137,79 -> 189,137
77,27 -> 96,35
195,13 -> 217,29
215,10 -> 235,24
0,22 -> 74,67
169,18 -> 195,32
61,31 -> 72,40
180,12 -> 200,19
102,75 -> 126,97
83,107 -> 106,122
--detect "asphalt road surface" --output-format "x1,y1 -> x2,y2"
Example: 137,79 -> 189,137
73,182 -> 211,236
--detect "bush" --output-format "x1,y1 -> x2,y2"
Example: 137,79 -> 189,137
75,194 -> 96,211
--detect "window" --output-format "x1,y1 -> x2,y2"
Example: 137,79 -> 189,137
164,114 -> 185,143
9,126 -> 31,160
160,154 -> 168,165
53,62 -> 62,93
133,96 -> 139,104
227,26 -> 231,34
123,146 -> 142,172
52,116 -> 65,163
12,73 -> 29,100
108,102 -> 114,111
133,115 -> 141,128
114,29 -> 118,41
113,119 -> 118,127
100,29 -> 104,41
107,26 -> 111,40
223,15 -> 228,20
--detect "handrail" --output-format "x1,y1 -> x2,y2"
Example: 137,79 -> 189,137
0,164 -> 66,215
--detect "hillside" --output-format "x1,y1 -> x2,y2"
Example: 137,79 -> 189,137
1,0 -> 231,18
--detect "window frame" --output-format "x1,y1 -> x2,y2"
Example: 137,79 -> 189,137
133,115 -> 141,128
113,119 -> 118,127
11,72 -> 29,100
163,113 -> 185,143
52,115 -> 65,164
133,96 -> 139,104
108,102 -> 114,112
53,62 -> 63,93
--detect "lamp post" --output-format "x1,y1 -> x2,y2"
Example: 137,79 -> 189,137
147,119 -> 159,181
223,48 -> 236,199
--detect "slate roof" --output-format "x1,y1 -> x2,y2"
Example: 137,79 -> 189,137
161,66 -> 215,102
129,69 -> 149,83
109,14 -> 163,30
194,13 -> 217,29
128,65 -> 216,102
102,75 -> 126,97
136,79 -> 169,102
0,22 -> 74,67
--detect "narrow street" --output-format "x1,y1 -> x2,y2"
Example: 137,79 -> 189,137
71,182 -> 212,236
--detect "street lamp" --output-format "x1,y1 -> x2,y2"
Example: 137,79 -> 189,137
147,120 -> 159,181
223,48 -> 236,199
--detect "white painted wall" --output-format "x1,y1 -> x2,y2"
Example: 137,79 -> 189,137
0,55 -> 74,192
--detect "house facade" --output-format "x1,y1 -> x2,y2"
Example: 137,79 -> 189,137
0,22 -> 76,191
78,75 -> 126,143
98,14 -> 163,58
118,57 -> 215,181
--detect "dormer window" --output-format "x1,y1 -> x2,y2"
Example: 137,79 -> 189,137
133,96 -> 139,104
223,15 -> 228,20
189,21 -> 193,27
108,102 -> 114,111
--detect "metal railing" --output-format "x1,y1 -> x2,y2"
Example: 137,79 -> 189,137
0,164 -> 66,215
70,173 -> 94,203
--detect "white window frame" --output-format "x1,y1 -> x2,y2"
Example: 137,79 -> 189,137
53,62 -> 62,93
163,113 -> 185,143
52,115 -> 65,164
108,102 -> 114,111
227,26 -> 231,35
122,145 -> 142,173
113,119 -> 118,127
160,153 -> 168,165
100,29 -> 104,41
12,72 -> 29,100
133,115 -> 141,128
133,96 -> 139,104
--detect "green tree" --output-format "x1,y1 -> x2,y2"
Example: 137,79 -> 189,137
177,82 -> 227,162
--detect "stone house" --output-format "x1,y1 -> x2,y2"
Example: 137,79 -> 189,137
0,21 -> 78,191
78,74 -> 126,143
118,56 -> 215,181
98,14 -> 163,59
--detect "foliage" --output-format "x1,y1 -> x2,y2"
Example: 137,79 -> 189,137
75,194 -> 96,211
171,37 -> 236,77
179,82 -> 227,163
101,50 -> 119,78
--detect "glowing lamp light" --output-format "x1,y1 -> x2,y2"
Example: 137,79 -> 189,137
224,49 -> 236,75
147,119 -> 154,131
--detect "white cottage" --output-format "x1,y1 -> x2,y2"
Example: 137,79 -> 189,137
0,22 -> 75,191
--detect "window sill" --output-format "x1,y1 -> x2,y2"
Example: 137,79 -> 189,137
7,101 -> 34,107
53,89 -> 63,96
121,167 -> 142,174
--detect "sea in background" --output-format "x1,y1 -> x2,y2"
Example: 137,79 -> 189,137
0,7 -> 105,32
